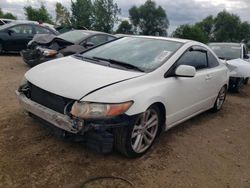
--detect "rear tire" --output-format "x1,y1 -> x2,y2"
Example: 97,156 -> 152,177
114,106 -> 161,158
212,86 -> 227,112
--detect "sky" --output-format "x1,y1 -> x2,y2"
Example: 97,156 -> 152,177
1,0 -> 250,33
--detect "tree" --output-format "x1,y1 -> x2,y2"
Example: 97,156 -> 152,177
0,8 -> 17,20
24,4 -> 53,24
55,2 -> 70,26
71,0 -> 92,29
172,24 -> 208,43
129,0 -> 169,36
238,21 -> 250,42
214,10 -> 241,42
0,8 -> 2,18
196,15 -> 214,41
116,20 -> 133,34
92,0 -> 120,33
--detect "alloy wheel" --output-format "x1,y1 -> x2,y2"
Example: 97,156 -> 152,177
216,87 -> 226,110
131,109 -> 159,153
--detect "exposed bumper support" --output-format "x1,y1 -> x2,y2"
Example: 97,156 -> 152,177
16,91 -> 82,134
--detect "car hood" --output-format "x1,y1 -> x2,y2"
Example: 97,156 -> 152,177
225,58 -> 250,77
25,56 -> 145,100
32,34 -> 74,45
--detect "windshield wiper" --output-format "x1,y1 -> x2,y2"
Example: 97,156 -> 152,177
93,56 -> 144,72
218,57 -> 226,60
74,54 -> 100,62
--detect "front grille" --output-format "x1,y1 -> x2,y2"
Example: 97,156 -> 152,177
29,82 -> 73,114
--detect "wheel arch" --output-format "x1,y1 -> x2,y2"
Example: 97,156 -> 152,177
149,102 -> 166,133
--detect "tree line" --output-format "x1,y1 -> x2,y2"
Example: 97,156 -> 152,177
0,0 -> 169,35
1,0 -> 250,43
172,10 -> 250,43
0,8 -> 17,20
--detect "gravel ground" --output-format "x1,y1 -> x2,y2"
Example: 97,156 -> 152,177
0,55 -> 250,188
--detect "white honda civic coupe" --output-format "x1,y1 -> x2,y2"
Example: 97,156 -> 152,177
17,36 -> 229,157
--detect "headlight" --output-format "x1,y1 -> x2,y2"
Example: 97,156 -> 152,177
27,40 -> 33,46
70,101 -> 133,119
38,47 -> 58,57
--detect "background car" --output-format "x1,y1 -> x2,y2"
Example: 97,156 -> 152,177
0,23 -> 58,53
21,30 -> 117,67
17,36 -> 229,157
208,42 -> 250,92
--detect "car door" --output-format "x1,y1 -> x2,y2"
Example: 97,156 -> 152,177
4,24 -> 34,51
165,46 -> 218,127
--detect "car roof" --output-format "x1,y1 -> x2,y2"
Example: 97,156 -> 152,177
209,42 -> 242,47
79,29 -> 114,36
0,22 -> 36,28
0,22 -> 58,34
1,22 -> 55,27
121,35 -> 191,43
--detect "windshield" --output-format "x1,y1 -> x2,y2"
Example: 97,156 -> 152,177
58,30 -> 89,43
82,37 -> 183,72
209,43 -> 242,60
0,23 -> 14,30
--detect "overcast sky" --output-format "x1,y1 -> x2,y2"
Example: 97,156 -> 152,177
1,0 -> 250,33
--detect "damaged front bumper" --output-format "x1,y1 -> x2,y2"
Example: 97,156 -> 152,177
16,91 -> 83,134
16,91 -> 135,134
20,49 -> 63,67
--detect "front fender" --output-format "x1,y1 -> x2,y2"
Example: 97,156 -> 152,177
81,75 -> 168,116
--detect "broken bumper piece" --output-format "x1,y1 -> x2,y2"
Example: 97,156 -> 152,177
16,91 -> 83,134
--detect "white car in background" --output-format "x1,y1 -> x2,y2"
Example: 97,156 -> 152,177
208,43 -> 250,92
17,36 -> 229,157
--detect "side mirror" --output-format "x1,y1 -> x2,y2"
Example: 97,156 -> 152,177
84,42 -> 95,48
175,65 -> 196,77
7,29 -> 14,35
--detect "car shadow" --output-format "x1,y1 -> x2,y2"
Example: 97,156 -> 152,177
0,52 -> 20,56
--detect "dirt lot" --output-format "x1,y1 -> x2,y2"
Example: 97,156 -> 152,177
0,55 -> 250,188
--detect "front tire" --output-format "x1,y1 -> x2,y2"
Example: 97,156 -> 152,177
229,78 -> 244,92
114,106 -> 161,158
212,86 -> 227,112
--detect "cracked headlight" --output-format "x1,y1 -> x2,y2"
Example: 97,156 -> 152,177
70,101 -> 133,119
